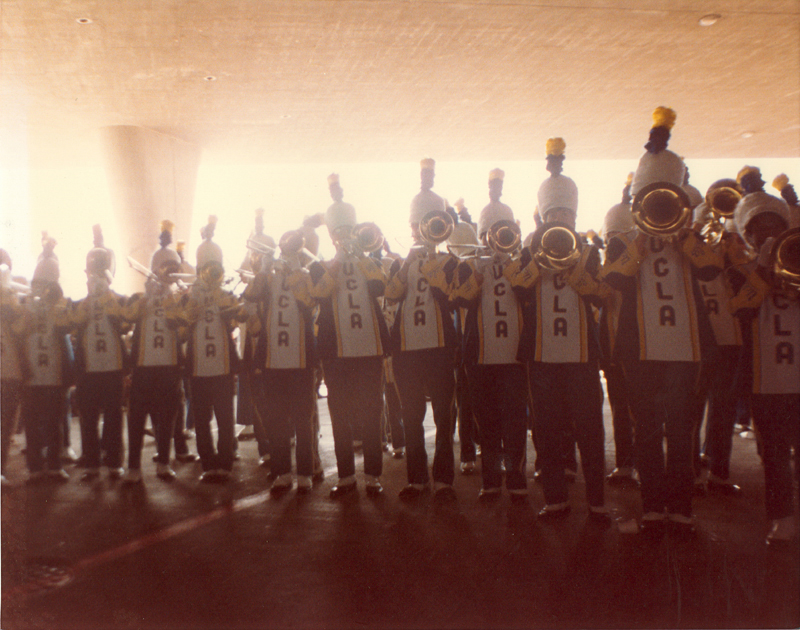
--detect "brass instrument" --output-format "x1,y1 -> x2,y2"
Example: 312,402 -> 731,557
486,220 -> 522,255
199,260 -> 225,286
631,182 -> 691,238
769,227 -> 800,298
419,209 -> 454,246
534,225 -> 582,271
702,185 -> 742,245
351,222 -> 384,256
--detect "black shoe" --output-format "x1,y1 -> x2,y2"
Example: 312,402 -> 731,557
537,505 -> 571,521
175,453 -> 199,463
329,482 -> 357,499
312,470 -> 325,483
399,485 -> 427,501
707,479 -> 743,497
478,488 -> 501,503
365,483 -> 384,498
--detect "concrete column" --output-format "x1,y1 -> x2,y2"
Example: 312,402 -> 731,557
101,125 -> 201,294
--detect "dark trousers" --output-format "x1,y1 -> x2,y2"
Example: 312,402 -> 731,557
455,362 -> 478,463
1,379 -> 22,476
383,368 -> 405,450
22,386 -> 66,473
77,371 -> 124,469
172,380 -> 191,456
191,374 -> 236,472
323,356 -> 384,479
468,363 -> 528,491
394,348 -> 456,486
751,394 -> 800,521
255,368 -> 315,477
244,372 -> 272,458
603,363 -> 634,469
624,360 -> 698,517
702,345 -> 741,480
528,362 -> 605,507
127,367 -> 181,469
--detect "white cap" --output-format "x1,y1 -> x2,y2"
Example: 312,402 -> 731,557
601,202 -> 635,239
151,247 -> 181,273
683,183 -> 704,209
325,201 -> 357,232
477,201 -> 514,238
537,174 -> 578,222
447,222 -> 480,248
692,201 -> 711,225
33,236 -> 60,284
410,190 -> 446,224
630,150 -> 686,196
734,191 -> 793,234
196,215 -> 223,269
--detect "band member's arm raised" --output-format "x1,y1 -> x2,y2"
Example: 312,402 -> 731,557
565,245 -> 612,302
307,261 -> 337,299
356,256 -> 387,299
505,246 -> 540,300
599,232 -> 645,289
450,259 -> 482,306
384,257 -> 409,303
678,228 -> 724,280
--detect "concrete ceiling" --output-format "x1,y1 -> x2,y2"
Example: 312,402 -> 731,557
2,0 -> 799,169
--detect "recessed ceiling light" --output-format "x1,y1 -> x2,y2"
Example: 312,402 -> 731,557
76,17 -> 93,24
204,75 -> 217,82
280,114 -> 292,119
698,14 -> 721,26
740,130 -> 755,139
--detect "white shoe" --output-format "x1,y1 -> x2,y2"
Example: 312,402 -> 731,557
460,461 -> 476,474
272,473 -> 293,490
123,469 -> 143,484
767,516 -> 798,543
47,468 -> 70,481
258,454 -> 271,467
296,476 -> 312,492
61,447 -> 78,463
156,464 -> 176,480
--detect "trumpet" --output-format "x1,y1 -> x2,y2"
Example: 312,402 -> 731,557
632,182 -> 692,238
487,220 -> 522,256
701,184 -> 742,245
769,227 -> 800,298
348,222 -> 384,256
411,209 -> 454,257
534,224 -> 582,271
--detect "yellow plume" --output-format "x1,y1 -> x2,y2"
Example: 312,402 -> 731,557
546,137 -> 566,156
652,106 -> 677,130
625,172 -> 634,185
159,219 -> 175,233
176,240 -> 186,253
772,173 -> 790,192
208,215 -> 218,226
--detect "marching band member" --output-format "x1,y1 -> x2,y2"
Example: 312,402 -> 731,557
71,225 -> 129,481
242,229 -> 317,495
1,249 -> 26,484
446,214 -> 481,473
15,237 -> 73,482
237,209 -> 274,466
507,139 -> 609,522
178,216 -> 247,482
599,175 -> 638,487
728,167 -> 799,544
600,108 -> 723,535
451,168 -> 528,502
386,158 -> 459,502
688,179 -> 749,496
308,174 -> 389,498
119,221 -> 186,483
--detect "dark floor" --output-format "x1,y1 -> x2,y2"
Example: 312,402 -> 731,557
2,393 -> 798,630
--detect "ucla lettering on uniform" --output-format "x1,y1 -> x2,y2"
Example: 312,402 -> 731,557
706,298 -> 719,315
496,320 -> 508,338
492,264 -> 503,281
96,339 -> 107,352
153,335 -> 164,348
351,313 -> 363,329
94,322 -> 106,335
204,309 -> 215,323
417,276 -> 428,292
342,262 -> 355,276
205,344 -> 216,357
650,238 -> 665,253
347,292 -> 360,308
553,295 -> 567,313
775,341 -> 794,364
701,284 -> 715,298
414,310 -> 426,326
660,305 -> 676,326
414,295 -> 425,307
38,353 -> 49,366
654,258 -> 669,277
554,317 -> 568,336
553,274 -> 567,290
278,294 -> 290,308
154,307 -> 165,317
278,310 -> 290,327
204,326 -> 215,340
278,330 -> 290,346
346,278 -> 358,291
656,282 -> 673,300
494,282 -> 505,297
774,314 -> 791,336
494,300 -> 507,317
153,319 -> 164,333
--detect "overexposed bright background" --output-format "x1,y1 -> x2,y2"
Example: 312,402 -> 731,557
2,157 -> 798,299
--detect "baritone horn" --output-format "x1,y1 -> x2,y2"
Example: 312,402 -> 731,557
632,182 -> 692,238
487,220 -> 522,255
534,224 -> 582,271
351,222 -> 384,255
769,227 -> 800,297
702,184 -> 742,244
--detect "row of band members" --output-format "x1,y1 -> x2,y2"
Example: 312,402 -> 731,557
1,107 -> 798,545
